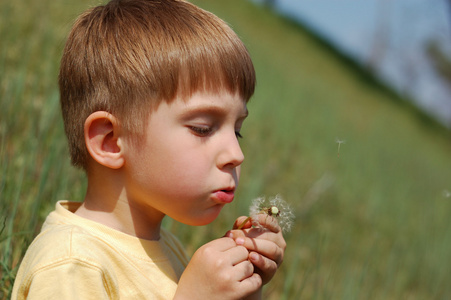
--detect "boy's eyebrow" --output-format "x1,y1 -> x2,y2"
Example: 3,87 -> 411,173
180,104 -> 249,119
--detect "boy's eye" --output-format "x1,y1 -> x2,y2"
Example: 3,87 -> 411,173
189,126 -> 243,139
190,126 -> 212,136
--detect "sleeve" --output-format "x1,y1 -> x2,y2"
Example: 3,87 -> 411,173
13,258 -> 119,300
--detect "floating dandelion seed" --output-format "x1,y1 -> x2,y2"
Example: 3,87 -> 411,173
238,195 -> 294,233
336,138 -> 345,157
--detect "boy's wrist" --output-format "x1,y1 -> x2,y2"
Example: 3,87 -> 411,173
243,288 -> 262,300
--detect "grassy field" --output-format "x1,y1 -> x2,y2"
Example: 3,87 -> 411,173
2,0 -> 451,299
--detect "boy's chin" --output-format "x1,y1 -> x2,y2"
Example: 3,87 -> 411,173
176,208 -> 223,227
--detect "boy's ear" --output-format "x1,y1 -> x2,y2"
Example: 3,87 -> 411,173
84,111 -> 125,169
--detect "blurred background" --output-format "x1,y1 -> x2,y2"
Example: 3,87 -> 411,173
1,0 -> 451,299
254,0 -> 451,128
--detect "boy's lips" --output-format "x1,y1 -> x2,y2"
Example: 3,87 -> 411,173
212,189 -> 235,204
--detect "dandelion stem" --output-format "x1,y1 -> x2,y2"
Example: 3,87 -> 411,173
237,216 -> 251,230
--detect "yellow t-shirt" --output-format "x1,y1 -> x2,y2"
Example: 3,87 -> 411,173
12,201 -> 189,299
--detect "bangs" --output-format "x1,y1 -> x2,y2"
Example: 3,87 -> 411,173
173,20 -> 256,102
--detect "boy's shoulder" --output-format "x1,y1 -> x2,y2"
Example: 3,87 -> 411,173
22,201 -> 186,267
12,205 -> 122,299
16,203 -> 117,276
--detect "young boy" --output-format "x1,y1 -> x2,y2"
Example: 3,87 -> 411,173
12,0 -> 286,299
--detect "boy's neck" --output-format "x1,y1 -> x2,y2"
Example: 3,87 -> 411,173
75,166 -> 164,241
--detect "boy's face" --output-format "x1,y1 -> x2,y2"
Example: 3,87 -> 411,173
123,91 -> 248,226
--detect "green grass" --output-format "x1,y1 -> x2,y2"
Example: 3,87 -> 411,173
2,0 -> 451,299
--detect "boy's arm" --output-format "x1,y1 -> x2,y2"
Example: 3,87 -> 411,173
175,237 -> 262,300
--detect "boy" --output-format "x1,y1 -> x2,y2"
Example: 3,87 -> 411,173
12,0 -> 286,299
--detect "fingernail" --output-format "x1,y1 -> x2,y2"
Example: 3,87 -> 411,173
225,232 -> 233,238
250,253 -> 259,261
235,237 -> 245,245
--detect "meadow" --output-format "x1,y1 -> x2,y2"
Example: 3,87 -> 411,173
2,0 -> 451,299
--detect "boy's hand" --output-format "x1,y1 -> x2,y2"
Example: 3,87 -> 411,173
226,214 -> 286,285
175,237 -> 262,300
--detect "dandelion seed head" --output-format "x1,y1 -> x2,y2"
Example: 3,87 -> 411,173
270,206 -> 279,216
249,197 -> 265,227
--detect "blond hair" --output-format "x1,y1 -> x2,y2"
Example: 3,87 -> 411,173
59,0 -> 256,169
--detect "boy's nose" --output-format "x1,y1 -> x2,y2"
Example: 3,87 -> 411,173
217,133 -> 245,170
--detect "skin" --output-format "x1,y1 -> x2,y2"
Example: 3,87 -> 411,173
228,214 -> 286,285
75,91 -> 285,299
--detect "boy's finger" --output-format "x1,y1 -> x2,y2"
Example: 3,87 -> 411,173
226,227 -> 286,252
237,237 -> 284,266
207,237 -> 241,252
249,251 -> 278,276
227,245 -> 252,266
254,214 -> 281,233
224,229 -> 247,239
238,273 -> 262,296
233,259 -> 255,280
